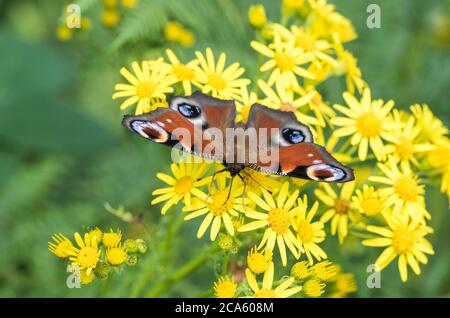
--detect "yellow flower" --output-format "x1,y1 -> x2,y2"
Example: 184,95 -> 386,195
333,35 -> 366,94
66,233 -> 101,275
152,157 -> 212,214
298,86 -> 335,127
236,167 -> 282,196
352,185 -> 387,217
251,31 -> 315,89
88,228 -> 103,243
48,233 -> 74,258
315,182 -> 356,244
183,174 -> 246,240
332,88 -> 395,161
369,156 -> 428,222
194,48 -> 250,99
101,9 -> 120,28
106,245 -> 127,266
164,21 -> 185,42
246,262 -> 301,298
291,261 -> 310,280
293,195 -> 327,264
411,104 -> 448,143
239,182 -> 302,266
102,229 -> 122,248
310,260 -> 337,281
328,270 -> 357,297
274,25 -> 337,68
283,0 -> 304,10
258,79 -> 319,127
165,49 -> 199,95
302,278 -> 325,297
248,5 -> 267,29
362,214 -> 434,282
56,25 -> 72,42
214,276 -> 237,298
103,0 -> 118,7
441,165 -> 450,204
112,60 -> 176,115
121,0 -> 138,9
235,86 -> 259,123
80,269 -> 95,285
427,138 -> 450,169
383,112 -> 436,170
247,247 -> 272,274
164,22 -> 195,47
308,0 -> 357,43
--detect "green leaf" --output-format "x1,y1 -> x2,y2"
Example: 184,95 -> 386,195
0,102 -> 116,154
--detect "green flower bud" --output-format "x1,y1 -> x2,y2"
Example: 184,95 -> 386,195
126,254 -> 139,266
217,234 -> 234,251
124,239 -> 138,253
135,239 -> 148,254
94,262 -> 110,279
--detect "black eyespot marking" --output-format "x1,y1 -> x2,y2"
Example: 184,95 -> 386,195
282,128 -> 305,144
178,103 -> 201,118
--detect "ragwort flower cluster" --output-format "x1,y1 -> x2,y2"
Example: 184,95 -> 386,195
110,0 -> 449,295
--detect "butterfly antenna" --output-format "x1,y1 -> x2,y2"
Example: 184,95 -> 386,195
202,168 -> 227,201
238,173 -> 248,214
243,170 -> 273,195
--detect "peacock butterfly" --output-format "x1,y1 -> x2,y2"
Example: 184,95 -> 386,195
122,91 -> 354,183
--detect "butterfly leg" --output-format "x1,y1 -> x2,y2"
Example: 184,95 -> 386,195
237,173 -> 248,214
225,175 -> 235,203
242,169 -> 273,195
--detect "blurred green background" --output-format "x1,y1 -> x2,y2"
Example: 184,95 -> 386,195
0,0 -> 449,297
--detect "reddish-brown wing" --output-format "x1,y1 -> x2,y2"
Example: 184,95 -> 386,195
244,104 -> 354,182
122,91 -> 236,160
277,143 -> 354,182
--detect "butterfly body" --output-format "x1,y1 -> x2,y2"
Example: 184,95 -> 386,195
122,91 -> 354,183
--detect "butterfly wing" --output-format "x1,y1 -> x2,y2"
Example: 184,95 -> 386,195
245,103 -> 354,182
122,91 -> 236,160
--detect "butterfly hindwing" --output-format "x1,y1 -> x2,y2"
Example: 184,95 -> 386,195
278,143 -> 354,182
244,103 -> 354,182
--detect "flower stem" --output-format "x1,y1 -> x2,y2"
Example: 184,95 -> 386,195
100,273 -> 113,297
144,246 -> 218,297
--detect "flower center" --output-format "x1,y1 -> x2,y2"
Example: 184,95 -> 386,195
254,288 -> 276,298
173,64 -> 194,80
356,112 -> 381,137
107,247 -> 127,266
274,52 -> 295,71
208,191 -> 234,216
174,176 -> 194,195
248,253 -> 269,274
394,176 -> 419,202
207,73 -> 227,90
296,220 -> 314,243
77,247 -> 99,269
334,199 -> 350,215
361,198 -> 382,216
215,281 -> 236,298
395,136 -> 414,160
268,208 -> 291,235
392,227 -> 416,254
280,102 -> 296,112
136,81 -> 156,99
